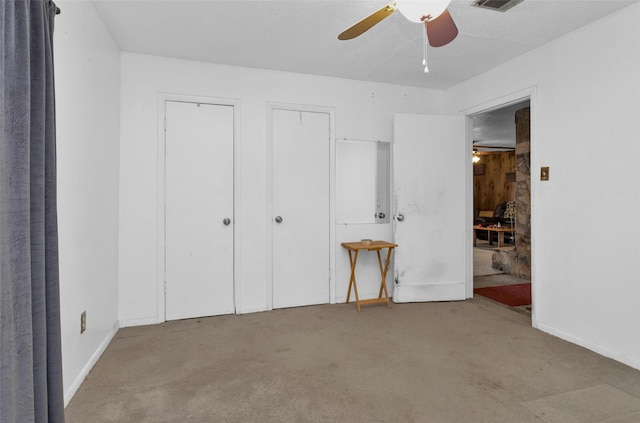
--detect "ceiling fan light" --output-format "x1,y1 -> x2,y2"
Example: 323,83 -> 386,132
397,0 -> 451,23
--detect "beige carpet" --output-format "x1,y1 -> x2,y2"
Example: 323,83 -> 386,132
65,301 -> 640,423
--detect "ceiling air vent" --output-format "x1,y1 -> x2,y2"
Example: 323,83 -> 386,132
474,0 -> 524,12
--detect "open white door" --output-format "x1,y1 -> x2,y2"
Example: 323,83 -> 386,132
393,114 -> 467,302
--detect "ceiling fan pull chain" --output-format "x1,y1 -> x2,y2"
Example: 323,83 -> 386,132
423,24 -> 429,73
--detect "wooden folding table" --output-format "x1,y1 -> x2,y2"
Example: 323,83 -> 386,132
341,240 -> 397,312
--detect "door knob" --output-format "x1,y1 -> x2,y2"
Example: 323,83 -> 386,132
275,216 -> 283,223
396,214 -> 405,222
223,218 -> 231,225
378,212 -> 386,219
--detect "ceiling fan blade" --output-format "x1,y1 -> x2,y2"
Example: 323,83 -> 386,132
338,3 -> 397,40
426,9 -> 458,47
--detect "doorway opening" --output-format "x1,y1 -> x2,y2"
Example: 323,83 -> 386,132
470,99 -> 531,316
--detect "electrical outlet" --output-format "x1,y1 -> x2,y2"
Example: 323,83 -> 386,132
80,311 -> 86,334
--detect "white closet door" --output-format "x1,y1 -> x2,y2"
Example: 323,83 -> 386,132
272,109 -> 330,309
165,101 -> 234,320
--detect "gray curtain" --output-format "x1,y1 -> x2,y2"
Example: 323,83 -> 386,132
1,0 -> 65,422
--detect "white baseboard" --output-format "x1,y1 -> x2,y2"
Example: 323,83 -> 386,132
392,282 -> 466,303
64,322 -> 120,407
238,306 -> 268,314
119,315 -> 162,328
536,322 -> 640,372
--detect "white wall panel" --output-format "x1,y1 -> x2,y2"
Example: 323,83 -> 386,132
54,0 -> 121,404
118,54 -> 445,322
444,2 -> 640,370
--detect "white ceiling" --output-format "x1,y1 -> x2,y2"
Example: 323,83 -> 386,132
93,0 -> 637,90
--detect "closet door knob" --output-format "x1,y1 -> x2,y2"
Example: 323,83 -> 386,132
275,216 -> 283,223
223,218 -> 231,225
396,214 -> 405,222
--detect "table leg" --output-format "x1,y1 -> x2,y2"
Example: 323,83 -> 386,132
375,249 -> 392,308
473,228 -> 477,246
488,229 -> 494,246
346,250 -> 354,303
346,250 -> 361,312
376,250 -> 384,299
380,248 -> 393,308
498,231 -> 504,247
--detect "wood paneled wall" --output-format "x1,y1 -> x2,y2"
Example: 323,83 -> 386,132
473,151 -> 516,217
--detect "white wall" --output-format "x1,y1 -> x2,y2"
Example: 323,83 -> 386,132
445,3 -> 640,370
118,53 -> 445,325
54,0 -> 121,404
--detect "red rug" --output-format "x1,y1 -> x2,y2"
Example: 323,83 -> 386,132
474,283 -> 531,307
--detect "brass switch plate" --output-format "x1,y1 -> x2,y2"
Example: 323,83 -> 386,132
540,166 -> 549,181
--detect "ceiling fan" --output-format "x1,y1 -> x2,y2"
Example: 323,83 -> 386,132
338,1 -> 458,48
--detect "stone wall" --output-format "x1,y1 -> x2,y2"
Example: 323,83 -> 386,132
512,107 -> 531,278
491,107 -> 531,279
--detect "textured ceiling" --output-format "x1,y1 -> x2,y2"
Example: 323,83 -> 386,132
93,0 -> 638,90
